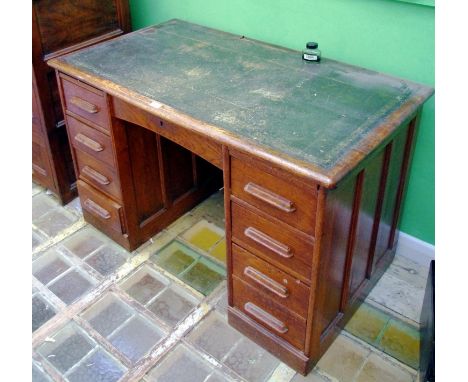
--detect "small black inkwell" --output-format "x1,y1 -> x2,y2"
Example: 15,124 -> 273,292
302,42 -> 321,62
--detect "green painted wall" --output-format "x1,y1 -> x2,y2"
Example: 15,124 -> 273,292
129,0 -> 435,244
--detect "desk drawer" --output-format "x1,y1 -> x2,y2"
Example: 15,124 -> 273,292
232,244 -> 309,318
231,158 -> 316,235
68,116 -> 115,168
232,275 -> 306,350
75,149 -> 122,201
77,180 -> 124,234
231,202 -> 313,281
61,75 -> 110,133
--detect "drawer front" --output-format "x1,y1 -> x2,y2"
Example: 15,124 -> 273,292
231,158 -> 316,235
232,244 -> 309,318
232,276 -> 306,350
77,180 -> 124,234
231,202 -> 313,281
75,149 -> 122,201
67,116 -> 115,168
62,76 -> 110,132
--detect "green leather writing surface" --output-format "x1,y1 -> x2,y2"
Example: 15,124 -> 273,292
63,20 -> 431,170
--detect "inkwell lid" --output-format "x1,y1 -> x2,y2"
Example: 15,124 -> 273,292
306,42 -> 318,49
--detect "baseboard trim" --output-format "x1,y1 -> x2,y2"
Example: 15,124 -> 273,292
395,231 -> 435,267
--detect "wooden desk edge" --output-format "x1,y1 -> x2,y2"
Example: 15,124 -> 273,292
48,58 -> 433,189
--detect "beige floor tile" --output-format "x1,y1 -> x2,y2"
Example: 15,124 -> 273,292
368,273 -> 424,323
355,353 -> 413,382
290,369 -> 334,381
316,335 -> 369,381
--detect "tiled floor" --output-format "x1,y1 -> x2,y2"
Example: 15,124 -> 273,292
32,182 -> 429,382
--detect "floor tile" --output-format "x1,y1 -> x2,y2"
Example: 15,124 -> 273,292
181,259 -> 225,295
224,337 -> 279,381
33,250 -> 71,285
32,362 -> 52,382
120,266 -> 168,305
187,312 -> 240,361
378,319 -> 420,368
209,239 -> 227,263
32,193 -> 58,221
85,245 -> 127,276
191,191 -> 225,227
65,197 -> 83,216
33,229 -> 47,250
147,286 -> 198,327
67,349 -> 126,382
316,335 -> 369,381
82,294 -> 133,338
215,290 -> 228,317
166,213 -> 200,237
345,303 -> 390,344
146,344 -> 212,382
205,372 -> 230,382
388,256 -> 429,289
109,316 -> 165,363
290,370 -> 330,381
369,272 -> 424,323
62,227 -> 106,259
153,241 -> 198,275
37,323 -> 95,374
35,209 -> 78,237
355,353 -> 413,382
32,182 -> 44,196
182,220 -> 224,252
48,270 -> 95,305
32,295 -> 56,332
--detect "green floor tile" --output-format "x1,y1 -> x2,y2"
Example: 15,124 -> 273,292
378,319 -> 420,369
181,259 -> 225,295
153,241 -> 199,275
345,303 -> 390,344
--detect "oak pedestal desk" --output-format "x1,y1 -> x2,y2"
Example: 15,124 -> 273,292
49,20 -> 433,375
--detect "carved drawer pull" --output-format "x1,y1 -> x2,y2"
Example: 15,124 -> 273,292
244,302 -> 288,334
70,96 -> 99,114
32,163 -> 47,176
244,266 -> 289,298
82,166 -> 110,185
83,199 -> 111,219
74,133 -> 104,152
244,182 -> 296,213
244,227 -> 293,259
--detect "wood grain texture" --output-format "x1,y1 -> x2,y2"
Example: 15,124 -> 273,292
34,0 -> 120,56
232,243 -> 310,318
49,20 -> 431,375
32,0 -> 131,203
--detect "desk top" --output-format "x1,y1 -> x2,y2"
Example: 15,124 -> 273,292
50,19 -> 433,186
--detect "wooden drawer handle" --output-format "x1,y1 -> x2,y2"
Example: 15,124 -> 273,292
244,182 -> 296,213
83,199 -> 111,219
70,96 -> 99,114
244,302 -> 288,334
82,166 -> 110,185
244,266 -> 289,298
74,133 -> 103,152
32,163 -> 47,176
244,227 -> 293,259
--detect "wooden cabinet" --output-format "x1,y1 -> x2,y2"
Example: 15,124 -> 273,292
49,20 -> 433,375
32,0 -> 130,203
